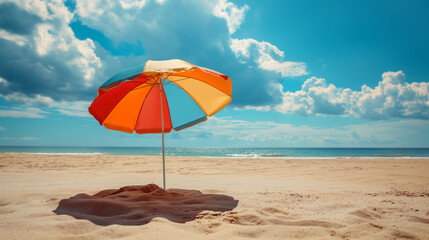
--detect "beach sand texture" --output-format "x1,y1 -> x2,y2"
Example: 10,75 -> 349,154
0,153 -> 428,239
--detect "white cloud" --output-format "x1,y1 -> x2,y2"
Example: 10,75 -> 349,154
31,20 -> 101,85
213,0 -> 248,34
232,105 -> 270,112
0,126 -> 5,131
0,76 -> 9,86
0,0 -> 101,99
53,100 -> 91,117
221,7 -> 306,78
1,92 -> 54,107
0,107 -> 47,118
0,92 -> 91,117
0,29 -> 28,46
34,23 -> 54,55
258,52 -> 308,77
11,0 -> 71,22
230,38 -> 308,77
275,71 -> 429,120
231,38 -> 284,57
74,0 -> 167,41
119,0 -> 148,9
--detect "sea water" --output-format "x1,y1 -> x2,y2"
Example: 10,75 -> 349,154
1,146 -> 429,158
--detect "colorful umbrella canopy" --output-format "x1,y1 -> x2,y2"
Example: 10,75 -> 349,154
88,59 -> 232,189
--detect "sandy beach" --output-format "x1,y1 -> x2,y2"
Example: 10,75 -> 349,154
0,153 -> 428,239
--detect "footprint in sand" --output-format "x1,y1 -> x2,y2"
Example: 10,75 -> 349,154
222,212 -> 266,226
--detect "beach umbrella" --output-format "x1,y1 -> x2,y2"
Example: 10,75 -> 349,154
88,59 -> 232,190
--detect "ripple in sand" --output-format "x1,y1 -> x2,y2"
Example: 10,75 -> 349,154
266,219 -> 345,229
409,216 -> 429,224
391,230 -> 418,240
0,208 -> 14,214
349,209 -> 381,220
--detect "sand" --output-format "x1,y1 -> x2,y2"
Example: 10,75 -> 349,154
0,153 -> 428,239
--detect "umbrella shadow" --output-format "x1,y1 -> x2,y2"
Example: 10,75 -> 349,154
53,184 -> 238,226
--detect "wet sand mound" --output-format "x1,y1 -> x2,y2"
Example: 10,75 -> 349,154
54,184 -> 239,226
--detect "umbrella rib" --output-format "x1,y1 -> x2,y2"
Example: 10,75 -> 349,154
129,76 -> 160,91
128,83 -> 155,92
164,76 -> 193,85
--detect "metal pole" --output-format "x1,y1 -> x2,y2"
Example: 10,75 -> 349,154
159,76 -> 166,191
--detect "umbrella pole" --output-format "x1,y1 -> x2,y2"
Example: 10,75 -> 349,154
159,81 -> 166,191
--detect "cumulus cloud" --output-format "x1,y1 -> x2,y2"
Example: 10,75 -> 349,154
213,0 -> 248,34
230,38 -> 307,77
275,71 -> 429,120
0,0 -> 101,103
119,0 -> 148,9
1,92 -> 55,107
0,29 -> 28,46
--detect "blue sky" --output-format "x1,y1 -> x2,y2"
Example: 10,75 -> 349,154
0,0 -> 428,147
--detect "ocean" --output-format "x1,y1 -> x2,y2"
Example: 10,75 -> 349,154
1,146 -> 429,158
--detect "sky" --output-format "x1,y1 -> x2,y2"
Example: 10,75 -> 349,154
0,0 -> 428,148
